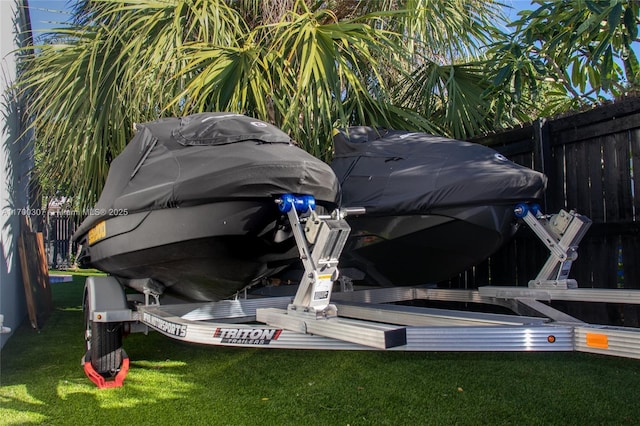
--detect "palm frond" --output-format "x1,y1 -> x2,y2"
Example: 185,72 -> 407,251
397,61 -> 505,139
20,0 -> 244,209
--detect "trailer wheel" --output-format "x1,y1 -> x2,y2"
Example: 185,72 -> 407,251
84,293 -> 123,378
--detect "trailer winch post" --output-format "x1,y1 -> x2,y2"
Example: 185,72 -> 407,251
277,194 -> 350,317
514,204 -> 592,290
257,195 -> 406,349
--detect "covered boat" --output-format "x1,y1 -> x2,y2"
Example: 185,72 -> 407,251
330,126 -> 547,286
74,113 -> 339,301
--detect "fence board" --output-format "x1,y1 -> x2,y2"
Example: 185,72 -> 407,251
472,258 -> 490,286
564,140 -> 582,211
622,233 -> 640,326
609,132 -> 632,221
632,128 -> 640,220
574,139 -> 591,215
548,98 -> 640,134
551,112 -> 640,145
603,134 -> 622,222
18,217 -> 52,330
587,138 -> 605,221
550,144 -> 567,211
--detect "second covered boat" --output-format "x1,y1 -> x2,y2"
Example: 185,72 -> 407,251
330,126 -> 547,286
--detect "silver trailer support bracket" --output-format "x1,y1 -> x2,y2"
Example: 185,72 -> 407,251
478,286 -> 640,305
284,206 -> 346,316
257,195 -> 406,349
514,205 -> 592,290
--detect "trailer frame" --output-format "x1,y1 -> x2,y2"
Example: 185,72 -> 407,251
81,200 -> 640,388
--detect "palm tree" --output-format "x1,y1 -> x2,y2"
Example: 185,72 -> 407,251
486,0 -> 639,116
19,0 -> 508,210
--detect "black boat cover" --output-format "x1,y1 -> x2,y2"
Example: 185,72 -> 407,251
331,127 -> 546,215
75,113 -> 339,237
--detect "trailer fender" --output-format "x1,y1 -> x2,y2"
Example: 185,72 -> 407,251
83,276 -> 129,321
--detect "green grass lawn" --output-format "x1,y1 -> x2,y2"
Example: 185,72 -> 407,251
2,272 -> 640,425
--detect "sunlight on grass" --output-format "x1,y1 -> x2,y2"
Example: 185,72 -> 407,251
132,360 -> 187,369
0,385 -> 48,425
58,307 -> 83,312
56,367 -> 197,409
0,408 -> 47,425
0,384 -> 46,406
55,380 -> 97,401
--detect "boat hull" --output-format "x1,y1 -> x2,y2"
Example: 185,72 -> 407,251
339,204 -> 519,286
77,201 -> 299,301
330,126 -> 546,287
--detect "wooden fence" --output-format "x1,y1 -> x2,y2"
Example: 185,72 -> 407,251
443,96 -> 640,325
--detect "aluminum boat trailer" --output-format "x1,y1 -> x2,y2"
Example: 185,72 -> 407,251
82,196 -> 640,388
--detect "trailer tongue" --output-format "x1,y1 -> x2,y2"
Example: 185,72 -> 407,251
82,197 -> 640,388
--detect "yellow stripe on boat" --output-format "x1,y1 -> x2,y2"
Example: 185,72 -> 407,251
88,221 -> 106,245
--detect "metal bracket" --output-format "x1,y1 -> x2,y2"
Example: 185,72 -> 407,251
516,205 -> 592,289
257,196 -> 406,349
144,289 -> 161,306
284,205 -> 350,318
